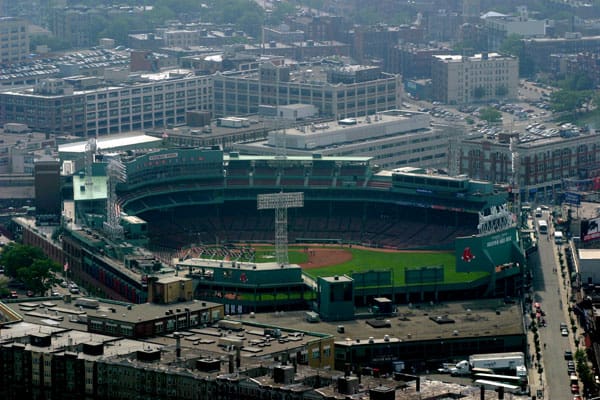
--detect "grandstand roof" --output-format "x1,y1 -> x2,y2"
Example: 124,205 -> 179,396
225,154 -> 372,163
177,258 -> 302,272
59,132 -> 162,155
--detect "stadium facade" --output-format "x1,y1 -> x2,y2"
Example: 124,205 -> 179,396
11,145 -> 526,311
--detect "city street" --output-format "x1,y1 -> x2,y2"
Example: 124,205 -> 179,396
530,209 -> 576,399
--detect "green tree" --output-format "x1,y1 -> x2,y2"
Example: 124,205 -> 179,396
479,107 -> 502,124
0,243 -> 45,279
269,1 -> 297,24
30,34 -> 70,52
500,34 -> 535,77
560,73 -> 594,91
550,90 -> 591,114
499,33 -> 523,57
0,243 -> 60,295
0,276 -> 9,298
18,258 -> 60,296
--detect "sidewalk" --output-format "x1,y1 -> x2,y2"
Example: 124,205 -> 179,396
530,227 -> 580,399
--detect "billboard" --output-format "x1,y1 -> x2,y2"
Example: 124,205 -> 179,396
455,227 -> 517,273
564,192 -> 582,206
581,217 -> 600,242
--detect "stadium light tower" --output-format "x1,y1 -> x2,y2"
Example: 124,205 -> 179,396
510,136 -> 520,216
257,192 -> 304,266
103,158 -> 126,241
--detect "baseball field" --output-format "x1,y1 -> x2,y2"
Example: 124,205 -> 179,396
248,245 -> 489,285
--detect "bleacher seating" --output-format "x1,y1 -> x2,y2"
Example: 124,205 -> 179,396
142,196 -> 479,252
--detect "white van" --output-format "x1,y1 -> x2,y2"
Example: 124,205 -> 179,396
534,207 -> 542,218
554,231 -> 564,244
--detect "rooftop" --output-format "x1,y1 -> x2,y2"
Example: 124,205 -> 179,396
0,321 -> 161,359
58,132 -> 162,154
433,53 -> 513,63
578,249 -> 600,259
237,299 -> 523,344
177,258 -> 302,272
234,110 -> 432,153
10,296 -> 221,326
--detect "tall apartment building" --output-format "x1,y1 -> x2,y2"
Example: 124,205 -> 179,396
459,129 -> 600,203
0,70 -> 212,137
213,62 -> 402,118
431,52 -> 518,104
0,17 -> 29,64
49,7 -> 95,48
34,154 -> 61,224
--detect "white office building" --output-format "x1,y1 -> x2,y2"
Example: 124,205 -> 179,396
233,110 -> 459,170
431,52 -> 519,105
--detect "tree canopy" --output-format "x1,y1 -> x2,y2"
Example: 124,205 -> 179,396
479,107 -> 502,124
550,90 -> 592,114
500,34 -> 535,77
0,243 -> 60,296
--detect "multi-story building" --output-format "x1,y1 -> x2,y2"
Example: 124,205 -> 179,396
233,110 -> 458,170
288,15 -> 346,43
459,129 -> 600,203
349,25 -> 403,63
483,7 -> 546,51
431,52 -> 519,104
551,52 -> 600,87
263,26 -> 305,44
238,40 -> 351,62
0,126 -> 56,174
213,62 -> 402,118
387,44 -> 453,79
0,17 -> 29,65
425,10 -> 463,42
49,7 -> 96,49
0,69 -> 212,137
522,34 -> 600,73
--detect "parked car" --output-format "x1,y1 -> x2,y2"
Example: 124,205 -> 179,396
562,328 -> 569,336
571,384 -> 580,394
565,350 -> 573,360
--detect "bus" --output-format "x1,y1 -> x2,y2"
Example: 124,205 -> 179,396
538,219 -> 548,234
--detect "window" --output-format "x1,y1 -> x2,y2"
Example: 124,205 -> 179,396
312,348 -> 320,359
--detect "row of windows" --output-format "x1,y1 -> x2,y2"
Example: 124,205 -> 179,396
85,80 -> 209,101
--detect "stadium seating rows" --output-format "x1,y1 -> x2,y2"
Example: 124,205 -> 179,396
144,207 -> 477,251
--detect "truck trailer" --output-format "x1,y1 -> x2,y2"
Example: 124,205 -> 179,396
469,352 -> 525,371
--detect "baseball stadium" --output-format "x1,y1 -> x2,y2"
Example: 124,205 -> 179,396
64,147 -> 526,313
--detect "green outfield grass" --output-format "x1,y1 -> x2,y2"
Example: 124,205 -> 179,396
293,247 -> 488,286
199,245 -> 488,286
